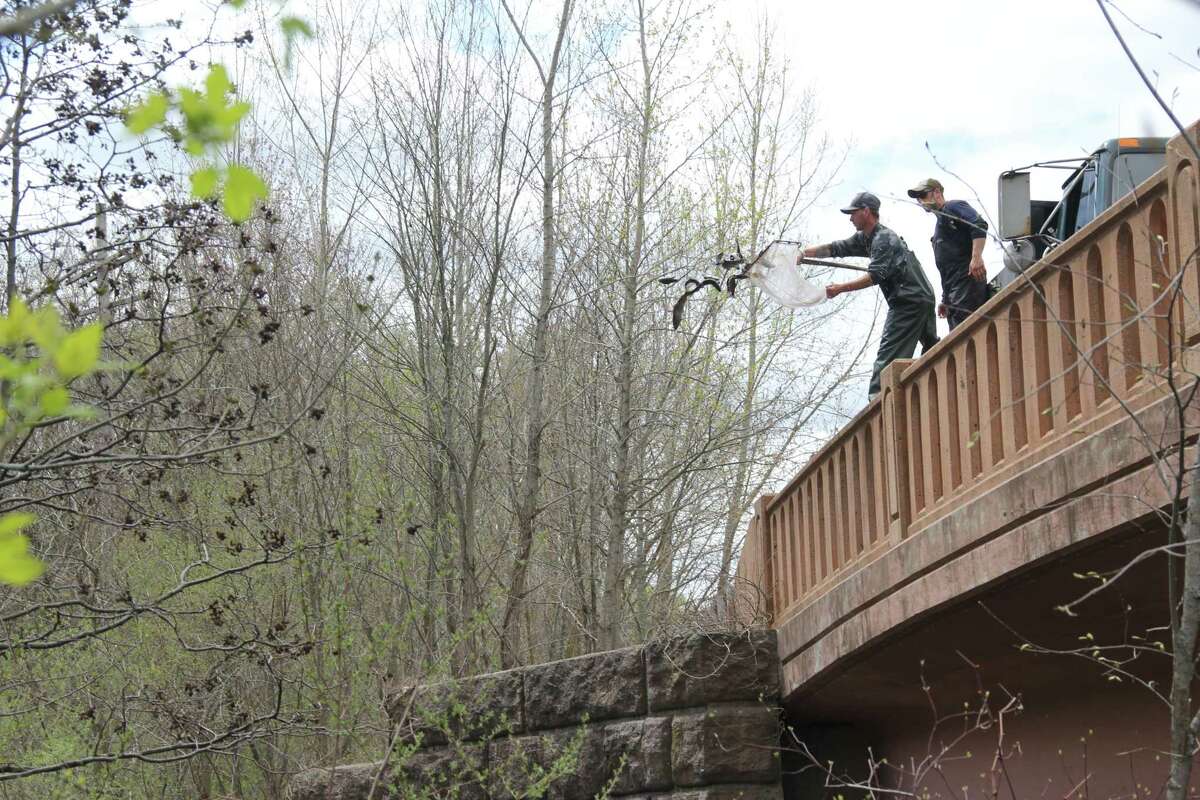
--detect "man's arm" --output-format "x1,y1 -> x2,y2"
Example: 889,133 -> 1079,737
969,237 -> 986,281
801,234 -> 865,262
798,234 -> 873,298
826,273 -> 875,299
949,200 -> 988,281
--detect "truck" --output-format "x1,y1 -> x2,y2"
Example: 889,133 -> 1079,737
994,136 -> 1168,288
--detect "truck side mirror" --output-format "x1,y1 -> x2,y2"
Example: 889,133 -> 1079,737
998,171 -> 1032,239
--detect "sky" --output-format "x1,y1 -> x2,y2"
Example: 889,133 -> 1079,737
716,0 -> 1200,369
145,0 -> 1200,406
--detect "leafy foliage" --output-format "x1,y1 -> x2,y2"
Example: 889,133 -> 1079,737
123,1 -> 313,221
0,0 -> 856,794
125,65 -> 263,221
0,300 -> 105,585
0,513 -> 40,585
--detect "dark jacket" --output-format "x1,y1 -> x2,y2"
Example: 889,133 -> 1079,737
932,200 -> 989,315
828,223 -> 935,308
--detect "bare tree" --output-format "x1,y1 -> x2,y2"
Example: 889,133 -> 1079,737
497,0 -> 575,668
706,18 -> 856,613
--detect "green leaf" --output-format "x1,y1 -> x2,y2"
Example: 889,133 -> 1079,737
0,512 -> 42,586
216,99 -> 251,131
0,298 -> 29,346
174,67 -> 251,155
53,324 -> 102,379
28,304 -> 65,353
178,87 -> 206,122
191,168 -> 220,199
40,387 -> 69,416
279,16 -> 314,69
223,165 -> 268,222
0,535 -> 42,585
280,16 -> 314,41
125,92 -> 170,134
204,64 -> 233,101
0,512 -> 34,538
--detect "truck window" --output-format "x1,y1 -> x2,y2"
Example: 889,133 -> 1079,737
1072,166 -> 1099,233
1112,152 -> 1164,198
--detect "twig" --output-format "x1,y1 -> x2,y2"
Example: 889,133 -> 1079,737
1096,0 -> 1200,164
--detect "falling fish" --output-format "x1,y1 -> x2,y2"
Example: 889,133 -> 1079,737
665,240 -> 862,331
670,276 -> 723,330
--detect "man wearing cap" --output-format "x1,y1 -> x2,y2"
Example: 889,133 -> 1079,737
907,178 -> 990,330
800,191 -> 937,398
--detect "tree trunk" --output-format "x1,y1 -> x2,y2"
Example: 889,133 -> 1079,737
5,37 -> 30,309
1166,452 -> 1200,799
501,85 -> 557,668
499,0 -> 573,668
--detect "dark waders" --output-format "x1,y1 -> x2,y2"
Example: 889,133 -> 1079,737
867,302 -> 938,396
867,251 -> 938,397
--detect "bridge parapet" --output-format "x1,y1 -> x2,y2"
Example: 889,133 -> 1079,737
736,121 -> 1200,635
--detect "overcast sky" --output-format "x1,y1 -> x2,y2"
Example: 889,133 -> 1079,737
703,0 -> 1200,401
192,0 -> 1200,403
721,0 -> 1200,324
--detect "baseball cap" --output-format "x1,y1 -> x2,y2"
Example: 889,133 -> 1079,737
906,178 -> 944,198
840,191 -> 881,213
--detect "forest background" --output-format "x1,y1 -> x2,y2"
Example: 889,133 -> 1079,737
0,0 -> 872,795
4,0 -> 1198,796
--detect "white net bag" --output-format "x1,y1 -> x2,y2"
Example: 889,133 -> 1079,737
746,242 -> 826,307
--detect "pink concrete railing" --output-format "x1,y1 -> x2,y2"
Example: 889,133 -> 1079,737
735,122 -> 1200,627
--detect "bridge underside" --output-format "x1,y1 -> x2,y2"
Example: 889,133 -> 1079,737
783,513 -> 1178,799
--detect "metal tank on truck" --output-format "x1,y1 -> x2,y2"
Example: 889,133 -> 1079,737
994,137 -> 1167,289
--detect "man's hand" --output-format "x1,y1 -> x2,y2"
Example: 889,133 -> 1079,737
937,302 -> 947,318
969,255 -> 986,282
825,284 -> 841,299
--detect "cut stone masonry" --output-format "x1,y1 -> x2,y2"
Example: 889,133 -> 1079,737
290,630 -> 783,800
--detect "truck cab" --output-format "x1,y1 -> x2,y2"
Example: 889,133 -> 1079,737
995,137 -> 1167,288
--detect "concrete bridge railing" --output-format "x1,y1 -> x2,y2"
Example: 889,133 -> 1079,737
735,121 -> 1200,633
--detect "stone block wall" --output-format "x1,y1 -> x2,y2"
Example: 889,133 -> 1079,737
291,630 -> 782,800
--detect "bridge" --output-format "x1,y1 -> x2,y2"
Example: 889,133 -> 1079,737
734,123 -> 1200,796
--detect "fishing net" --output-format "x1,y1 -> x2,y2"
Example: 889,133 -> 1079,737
745,241 -> 826,307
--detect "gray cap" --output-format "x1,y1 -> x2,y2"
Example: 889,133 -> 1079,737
906,178 -> 944,198
840,191 -> 881,213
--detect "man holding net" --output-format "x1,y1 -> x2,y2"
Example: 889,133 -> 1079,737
799,191 -> 938,399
